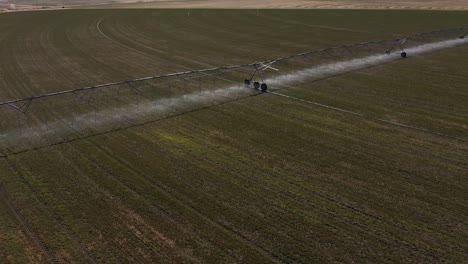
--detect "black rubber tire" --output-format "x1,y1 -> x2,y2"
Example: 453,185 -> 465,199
244,79 -> 251,86
253,82 -> 260,90
400,52 -> 407,58
260,83 -> 267,92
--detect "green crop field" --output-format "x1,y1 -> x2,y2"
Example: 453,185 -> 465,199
0,9 -> 467,263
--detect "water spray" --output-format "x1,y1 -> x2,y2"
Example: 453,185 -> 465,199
0,26 -> 467,155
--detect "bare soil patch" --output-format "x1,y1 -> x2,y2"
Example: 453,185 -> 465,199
0,4 -> 65,13
89,0 -> 468,10
2,1 -> 468,10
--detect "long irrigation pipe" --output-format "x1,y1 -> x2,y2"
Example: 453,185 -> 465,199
0,26 -> 466,109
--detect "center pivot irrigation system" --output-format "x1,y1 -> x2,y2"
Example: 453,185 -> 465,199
0,26 -> 466,156
243,26 -> 467,90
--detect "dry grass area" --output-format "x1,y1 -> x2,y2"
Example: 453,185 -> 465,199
0,4 -> 64,13
2,0 -> 468,10
86,0 -> 468,10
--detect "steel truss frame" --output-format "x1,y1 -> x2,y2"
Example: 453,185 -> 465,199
0,26 -> 465,115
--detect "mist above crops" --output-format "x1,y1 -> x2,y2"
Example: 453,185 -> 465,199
269,38 -> 468,86
3,37 -> 466,151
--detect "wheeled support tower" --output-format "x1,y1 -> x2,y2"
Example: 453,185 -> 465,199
244,63 -> 271,92
386,38 -> 408,58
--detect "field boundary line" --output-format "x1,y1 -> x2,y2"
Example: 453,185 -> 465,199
269,91 -> 468,142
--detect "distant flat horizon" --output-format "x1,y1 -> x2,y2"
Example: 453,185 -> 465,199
2,0 -> 468,10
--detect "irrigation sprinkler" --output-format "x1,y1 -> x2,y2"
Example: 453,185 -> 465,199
244,61 -> 278,92
0,26 -> 466,155
460,29 -> 467,39
385,37 -> 408,58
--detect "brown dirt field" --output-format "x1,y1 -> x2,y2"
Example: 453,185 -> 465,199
0,4 -> 64,13
87,0 -> 468,10
2,0 -> 468,10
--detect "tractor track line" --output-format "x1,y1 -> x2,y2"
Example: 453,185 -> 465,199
268,91 -> 467,142
75,114 -> 454,261
256,104 -> 468,168
202,107 -> 431,232
96,18 -> 167,65
89,134 -> 284,263
5,157 -> 98,263
96,18 -> 235,84
0,183 -> 57,264
78,142 -> 253,261
40,102 -> 193,261
153,125 -> 443,261
43,98 -> 281,262
46,147 -> 168,263
1,95 -> 206,263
